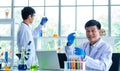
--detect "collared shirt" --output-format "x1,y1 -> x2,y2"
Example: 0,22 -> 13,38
89,45 -> 92,54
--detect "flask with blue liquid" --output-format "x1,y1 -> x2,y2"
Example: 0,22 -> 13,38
39,17 -> 48,37
18,48 -> 27,70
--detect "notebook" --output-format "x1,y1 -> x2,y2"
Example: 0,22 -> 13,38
36,50 -> 61,70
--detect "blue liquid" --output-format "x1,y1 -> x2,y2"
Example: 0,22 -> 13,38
39,30 -> 42,37
5,51 -> 8,63
18,64 -> 27,70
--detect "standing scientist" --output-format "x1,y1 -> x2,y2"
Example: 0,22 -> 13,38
65,20 -> 113,71
17,6 -> 48,68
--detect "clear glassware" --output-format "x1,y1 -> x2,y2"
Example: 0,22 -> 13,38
5,9 -> 9,18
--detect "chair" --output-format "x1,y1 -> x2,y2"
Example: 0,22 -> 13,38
58,53 -> 67,68
109,53 -> 120,71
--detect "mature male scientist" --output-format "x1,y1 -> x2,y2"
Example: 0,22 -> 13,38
65,20 -> 113,71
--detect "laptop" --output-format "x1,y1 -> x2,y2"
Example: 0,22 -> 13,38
36,50 -> 62,70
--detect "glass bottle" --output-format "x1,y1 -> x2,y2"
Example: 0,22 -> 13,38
18,48 -> 27,70
4,51 -> 10,71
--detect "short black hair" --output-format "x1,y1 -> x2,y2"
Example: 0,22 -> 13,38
85,19 -> 101,30
21,6 -> 35,20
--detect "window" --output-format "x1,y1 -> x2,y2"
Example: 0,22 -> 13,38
1,0 -> 120,63
0,0 -> 11,6
94,6 -> 108,36
94,0 -> 108,5
0,24 -> 11,36
61,0 -> 75,5
61,7 -> 75,36
14,0 -> 28,6
77,7 -> 92,37
77,0 -> 92,5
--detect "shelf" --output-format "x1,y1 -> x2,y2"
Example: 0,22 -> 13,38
0,36 -> 13,40
0,19 -> 13,24
0,19 -> 14,67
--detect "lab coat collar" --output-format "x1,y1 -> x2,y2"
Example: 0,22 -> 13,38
89,38 -> 103,56
91,38 -> 103,47
21,22 -> 31,30
90,38 -> 102,47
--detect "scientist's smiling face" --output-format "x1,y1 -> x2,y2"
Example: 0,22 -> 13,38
86,25 -> 100,45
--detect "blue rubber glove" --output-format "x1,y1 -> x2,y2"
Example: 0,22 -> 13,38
67,32 -> 76,45
75,47 -> 86,58
40,17 -> 48,25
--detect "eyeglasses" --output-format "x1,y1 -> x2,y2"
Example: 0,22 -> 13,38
31,14 -> 36,17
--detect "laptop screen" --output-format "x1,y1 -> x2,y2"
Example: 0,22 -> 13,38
36,50 -> 60,70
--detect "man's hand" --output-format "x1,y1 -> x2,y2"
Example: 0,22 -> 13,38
40,17 -> 48,25
67,32 -> 76,46
75,47 -> 86,58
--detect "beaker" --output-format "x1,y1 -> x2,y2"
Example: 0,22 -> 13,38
5,9 -> 9,18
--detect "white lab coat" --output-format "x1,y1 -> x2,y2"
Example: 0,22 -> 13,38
17,22 -> 42,68
65,38 -> 113,71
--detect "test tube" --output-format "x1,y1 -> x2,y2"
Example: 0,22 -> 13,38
64,61 -> 70,69
77,60 -> 80,69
